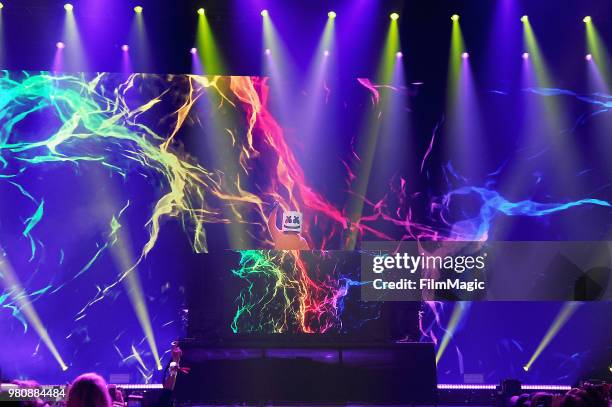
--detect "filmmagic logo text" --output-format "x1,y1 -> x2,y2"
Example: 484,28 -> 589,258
370,252 -> 487,294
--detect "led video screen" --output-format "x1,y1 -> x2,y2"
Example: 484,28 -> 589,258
0,71 -> 610,383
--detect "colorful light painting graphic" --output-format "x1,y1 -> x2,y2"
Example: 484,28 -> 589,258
230,250 -> 367,334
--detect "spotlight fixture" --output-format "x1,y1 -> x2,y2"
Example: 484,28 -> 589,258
396,51 -> 403,58
197,8 -> 205,16
260,9 -> 268,17
134,5 -> 143,13
328,11 -> 336,19
521,15 -> 528,22
390,12 -> 399,21
461,52 -> 469,59
190,47 -> 197,54
64,3 -> 73,11
522,52 -> 529,59
585,54 -> 593,61
56,42 -> 66,49
451,14 -> 459,22
264,48 -> 271,55
0,3 -> 4,9
323,50 -> 330,57
121,44 -> 129,52
583,16 -> 592,23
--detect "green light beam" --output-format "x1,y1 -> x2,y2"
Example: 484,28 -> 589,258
376,19 -> 400,84
447,17 -> 465,102
345,19 -> 402,248
262,12 -> 297,124
585,20 -> 611,86
522,18 -> 583,201
298,15 -> 337,147
522,19 -> 553,88
129,11 -> 152,71
436,302 -> 468,363
196,11 -> 225,74
108,214 -> 163,371
523,302 -> 581,371
262,12 -> 295,78
62,9 -> 88,71
190,76 -> 253,248
0,252 -> 68,371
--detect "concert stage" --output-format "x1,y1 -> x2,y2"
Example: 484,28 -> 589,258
0,2 -> 611,406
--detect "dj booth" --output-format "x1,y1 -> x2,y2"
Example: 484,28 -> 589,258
175,338 -> 437,404
177,251 -> 437,404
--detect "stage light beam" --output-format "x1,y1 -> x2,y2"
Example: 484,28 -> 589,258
436,303 -> 468,363
0,252 -> 68,371
60,1 -> 87,71
523,302 -> 581,371
107,221 -> 163,372
196,6 -> 225,74
121,46 -> 132,73
522,16 -> 553,87
516,13 -> 584,202
53,43 -> 64,71
445,11 -> 487,182
345,14 -> 402,248
376,13 -> 400,83
129,3 -> 152,72
585,16 -> 611,85
190,49 -> 202,74
447,9 -> 466,97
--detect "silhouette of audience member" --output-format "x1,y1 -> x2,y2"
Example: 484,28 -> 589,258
67,373 -> 112,407
529,391 -> 555,406
107,384 -> 125,407
561,384 -> 609,407
509,383 -> 610,407
510,393 -> 532,407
